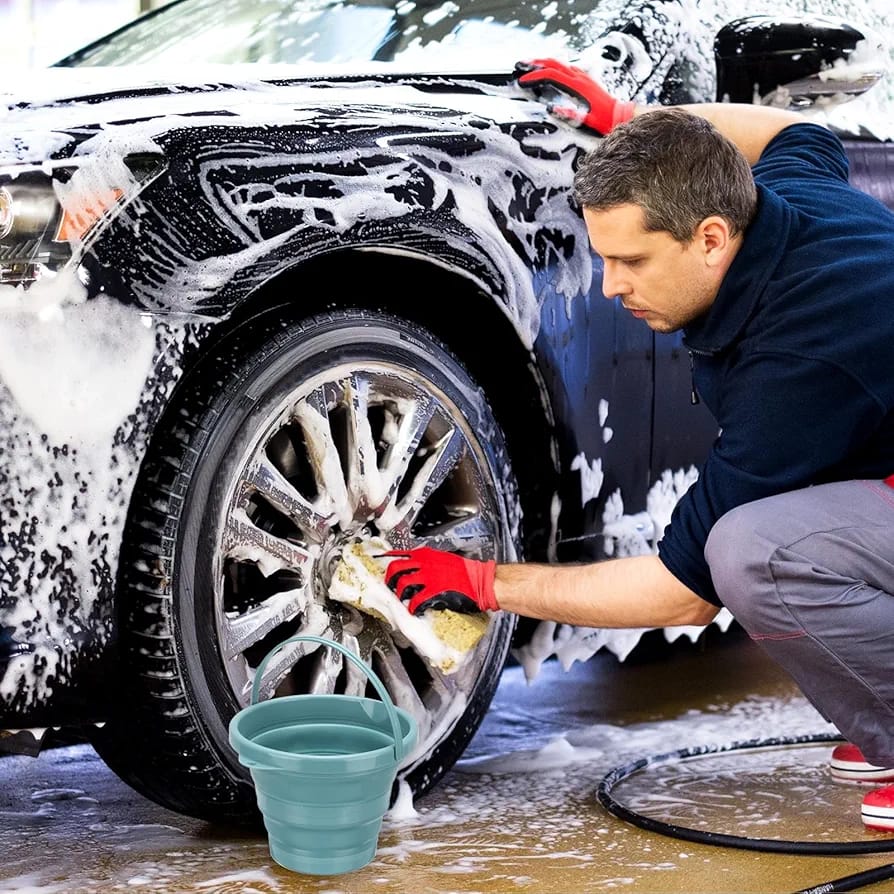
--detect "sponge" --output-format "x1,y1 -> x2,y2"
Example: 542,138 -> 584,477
328,540 -> 488,674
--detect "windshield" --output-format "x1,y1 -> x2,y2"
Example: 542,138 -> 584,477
58,0 -> 583,68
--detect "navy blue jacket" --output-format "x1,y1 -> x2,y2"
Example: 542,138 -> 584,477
658,123 -> 894,606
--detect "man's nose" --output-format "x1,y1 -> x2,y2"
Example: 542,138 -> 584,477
601,261 -> 628,299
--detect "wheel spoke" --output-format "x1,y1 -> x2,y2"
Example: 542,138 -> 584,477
307,642 -> 343,695
419,513 -> 496,555
248,607 -> 332,703
373,641 -> 433,746
221,587 -> 308,659
374,394 -> 436,513
343,373 -> 387,513
223,510 -> 313,576
223,509 -> 315,578
379,426 -> 465,534
341,632 -> 369,697
294,389 -> 354,528
241,456 -> 334,543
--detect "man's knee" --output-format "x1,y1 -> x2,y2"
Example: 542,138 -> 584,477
704,501 -> 776,617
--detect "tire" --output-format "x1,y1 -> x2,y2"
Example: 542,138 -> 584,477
91,308 -> 521,823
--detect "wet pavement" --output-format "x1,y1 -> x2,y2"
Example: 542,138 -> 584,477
3,627 -> 894,894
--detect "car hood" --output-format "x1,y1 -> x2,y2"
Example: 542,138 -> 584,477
3,61 -> 508,104
0,64 -> 518,167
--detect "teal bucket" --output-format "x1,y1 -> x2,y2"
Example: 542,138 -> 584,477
228,635 -> 418,876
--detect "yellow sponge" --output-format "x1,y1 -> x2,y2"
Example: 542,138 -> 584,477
431,609 -> 489,654
328,540 -> 488,674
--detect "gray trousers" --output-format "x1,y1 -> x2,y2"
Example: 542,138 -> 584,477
705,479 -> 894,766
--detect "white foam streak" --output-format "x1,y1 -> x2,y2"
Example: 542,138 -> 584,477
0,317 -> 197,703
387,779 -> 420,821
0,293 -> 155,448
516,467 -> 734,680
457,691 -> 831,778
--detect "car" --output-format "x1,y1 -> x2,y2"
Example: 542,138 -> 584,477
1,0 -> 890,823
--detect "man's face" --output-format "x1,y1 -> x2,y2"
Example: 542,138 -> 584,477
583,203 -> 722,333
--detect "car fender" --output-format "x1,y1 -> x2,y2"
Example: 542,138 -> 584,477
84,87 -> 595,349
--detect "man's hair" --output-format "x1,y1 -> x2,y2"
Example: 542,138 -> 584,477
573,108 -> 758,242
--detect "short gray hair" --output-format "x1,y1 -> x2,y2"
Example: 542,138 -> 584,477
573,108 -> 757,242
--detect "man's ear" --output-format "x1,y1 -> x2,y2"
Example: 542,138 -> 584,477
696,215 -> 732,266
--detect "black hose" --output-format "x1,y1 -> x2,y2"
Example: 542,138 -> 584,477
796,864 -> 894,894
596,732 -> 894,893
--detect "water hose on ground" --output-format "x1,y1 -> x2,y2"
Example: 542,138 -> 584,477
596,733 -> 894,893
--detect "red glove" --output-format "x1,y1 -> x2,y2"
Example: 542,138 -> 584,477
384,547 -> 498,615
515,58 -> 635,135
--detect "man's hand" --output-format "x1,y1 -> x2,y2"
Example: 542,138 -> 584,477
515,58 -> 635,135
384,547 -> 499,615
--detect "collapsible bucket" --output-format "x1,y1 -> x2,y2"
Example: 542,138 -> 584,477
228,635 -> 417,875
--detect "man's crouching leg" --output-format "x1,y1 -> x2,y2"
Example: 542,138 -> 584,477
704,480 -> 894,766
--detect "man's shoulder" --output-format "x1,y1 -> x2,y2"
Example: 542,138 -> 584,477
753,122 -> 849,186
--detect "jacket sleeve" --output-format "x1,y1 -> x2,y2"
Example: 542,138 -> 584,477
657,350 -> 884,605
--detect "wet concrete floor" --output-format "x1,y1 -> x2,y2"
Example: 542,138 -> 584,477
3,627 -> 894,894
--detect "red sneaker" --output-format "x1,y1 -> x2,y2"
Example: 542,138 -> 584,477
830,743 -> 894,783
862,785 -> 894,832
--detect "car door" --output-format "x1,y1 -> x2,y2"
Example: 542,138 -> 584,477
535,254 -> 654,564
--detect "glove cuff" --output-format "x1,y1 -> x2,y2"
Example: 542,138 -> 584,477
475,560 -> 499,611
611,100 -> 636,130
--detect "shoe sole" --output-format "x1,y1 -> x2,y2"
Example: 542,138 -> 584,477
830,758 -> 894,783
862,804 -> 894,832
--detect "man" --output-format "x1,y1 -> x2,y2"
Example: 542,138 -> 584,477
385,58 -> 894,830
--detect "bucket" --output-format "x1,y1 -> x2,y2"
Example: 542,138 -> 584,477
228,634 -> 418,875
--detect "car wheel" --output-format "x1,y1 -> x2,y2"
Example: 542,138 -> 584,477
91,308 -> 520,823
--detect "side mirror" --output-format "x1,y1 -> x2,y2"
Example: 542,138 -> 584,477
714,15 -> 887,109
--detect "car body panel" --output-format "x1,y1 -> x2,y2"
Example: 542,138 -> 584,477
0,314 -> 204,720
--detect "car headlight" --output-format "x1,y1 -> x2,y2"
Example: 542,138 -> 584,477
0,187 -> 13,239
0,170 -> 78,285
0,154 -> 164,287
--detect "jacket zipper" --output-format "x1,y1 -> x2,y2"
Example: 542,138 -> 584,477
688,349 -> 701,405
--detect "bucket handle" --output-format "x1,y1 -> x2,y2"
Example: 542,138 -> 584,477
250,634 -> 407,763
